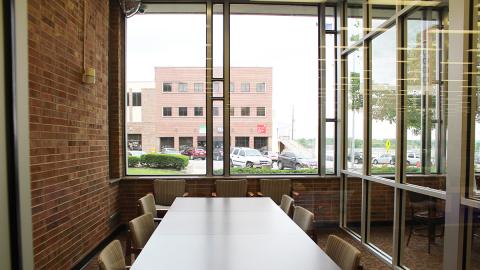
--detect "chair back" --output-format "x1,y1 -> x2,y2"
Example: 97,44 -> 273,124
215,179 -> 248,197
280,194 -> 294,217
325,235 -> 361,270
128,213 -> 155,249
138,193 -> 157,218
293,206 -> 314,232
98,240 -> 126,270
259,179 -> 291,204
154,179 -> 186,206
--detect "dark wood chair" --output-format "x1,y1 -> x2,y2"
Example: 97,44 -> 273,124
406,192 -> 444,254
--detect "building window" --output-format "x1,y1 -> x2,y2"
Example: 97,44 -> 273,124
256,107 -> 265,116
230,83 -> 235,92
127,134 -> 142,151
179,83 -> 188,92
163,107 -> 172,116
132,92 -> 141,106
254,137 -> 268,150
241,107 -> 250,116
194,83 -> 203,92
179,107 -> 188,116
194,107 -> 203,116
126,93 -> 130,106
163,83 -> 172,92
235,137 -> 250,147
230,107 -> 235,116
213,106 -> 219,116
241,82 -> 250,92
256,83 -> 266,92
213,82 -> 220,93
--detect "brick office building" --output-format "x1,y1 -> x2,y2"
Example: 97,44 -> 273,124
127,67 -> 273,153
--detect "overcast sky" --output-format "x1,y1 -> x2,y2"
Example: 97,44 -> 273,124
126,11 -> 421,142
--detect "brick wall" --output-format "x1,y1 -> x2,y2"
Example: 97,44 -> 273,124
29,0 -> 123,268
120,175 -> 446,227
120,177 -> 341,225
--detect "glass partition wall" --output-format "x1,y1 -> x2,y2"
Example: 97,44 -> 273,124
340,1 -> 451,268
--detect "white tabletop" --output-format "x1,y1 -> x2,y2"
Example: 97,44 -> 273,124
131,197 -> 340,270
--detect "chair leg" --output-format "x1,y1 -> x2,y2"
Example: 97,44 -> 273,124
407,220 -> 413,246
125,230 -> 132,265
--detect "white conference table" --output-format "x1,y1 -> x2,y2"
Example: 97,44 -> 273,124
131,197 -> 340,270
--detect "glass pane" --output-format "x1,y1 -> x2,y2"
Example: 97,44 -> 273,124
402,191 -> 445,269
347,3 -> 363,45
371,26 -> 396,176
126,5 -> 206,175
325,6 -> 335,31
406,10 -> 443,181
368,182 -> 394,257
345,176 -> 362,236
230,5 -> 318,175
326,122 -> 335,174
371,7 -> 396,29
213,101 -> 224,175
347,49 -> 364,173
474,3 -> 480,198
326,34 -> 336,119
213,4 -> 223,78
470,207 -> 480,269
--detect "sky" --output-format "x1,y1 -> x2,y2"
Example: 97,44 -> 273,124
125,10 -> 425,142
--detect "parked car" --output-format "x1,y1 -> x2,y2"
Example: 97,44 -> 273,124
181,147 -> 206,160
128,150 -> 146,157
372,153 -> 395,165
406,152 -> 421,166
213,148 -> 224,161
262,151 -> 278,163
347,151 -> 363,164
230,147 -> 272,168
160,148 -> 180,154
277,151 -> 318,170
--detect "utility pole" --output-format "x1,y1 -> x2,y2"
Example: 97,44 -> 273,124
291,105 -> 295,140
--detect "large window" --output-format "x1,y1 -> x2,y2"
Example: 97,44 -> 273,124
126,4 -> 206,175
230,4 -> 319,175
346,49 -> 363,173
370,26 -> 397,176
125,4 -> 336,177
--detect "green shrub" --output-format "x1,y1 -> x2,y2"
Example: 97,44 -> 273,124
128,156 -> 141,167
140,154 -> 189,170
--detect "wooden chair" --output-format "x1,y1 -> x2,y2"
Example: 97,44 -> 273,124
126,213 -> 155,264
325,235 -> 361,270
98,240 -> 129,270
279,194 -> 295,217
257,179 -> 299,204
406,192 -> 444,254
153,179 -> 189,216
138,193 -> 163,224
212,179 -> 253,197
293,206 -> 315,241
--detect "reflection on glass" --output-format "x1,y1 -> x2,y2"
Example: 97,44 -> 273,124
345,176 -> 362,236
213,4 -> 224,78
347,4 -> 363,45
368,182 -> 394,257
213,101 -> 224,175
402,191 -> 445,269
126,6 -> 206,175
470,208 -> 480,269
230,5 -> 318,175
371,26 -> 396,176
406,10 -> 443,181
371,7 -> 396,29
326,122 -> 335,174
347,50 -> 364,172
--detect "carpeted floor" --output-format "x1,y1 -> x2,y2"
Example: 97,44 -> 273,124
82,224 -> 480,270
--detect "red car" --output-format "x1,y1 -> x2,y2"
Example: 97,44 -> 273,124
181,147 -> 206,160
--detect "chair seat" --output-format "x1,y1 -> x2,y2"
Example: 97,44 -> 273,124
155,204 -> 171,211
